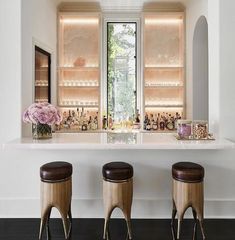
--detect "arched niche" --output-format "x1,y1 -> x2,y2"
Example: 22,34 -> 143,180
193,16 -> 209,121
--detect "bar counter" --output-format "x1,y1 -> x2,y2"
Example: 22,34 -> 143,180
3,132 -> 235,150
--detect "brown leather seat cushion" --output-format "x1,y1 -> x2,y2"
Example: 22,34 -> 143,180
103,162 -> 133,181
172,162 -> 204,183
40,161 -> 73,182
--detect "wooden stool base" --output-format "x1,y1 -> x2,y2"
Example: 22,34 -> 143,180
103,179 -> 133,240
39,178 -> 72,240
171,179 -> 205,240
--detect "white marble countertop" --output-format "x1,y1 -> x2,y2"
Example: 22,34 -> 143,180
3,132 -> 235,150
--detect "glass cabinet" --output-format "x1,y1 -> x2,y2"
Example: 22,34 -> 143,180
34,46 -> 51,103
143,12 -> 185,131
57,12 -> 101,131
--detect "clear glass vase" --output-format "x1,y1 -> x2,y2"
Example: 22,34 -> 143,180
32,123 -> 52,139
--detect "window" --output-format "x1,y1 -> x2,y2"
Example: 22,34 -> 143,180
107,22 -> 137,127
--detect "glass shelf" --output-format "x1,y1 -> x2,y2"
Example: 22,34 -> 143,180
145,84 -> 183,88
59,81 -> 99,87
35,85 -> 49,87
59,104 -> 99,108
59,66 -> 99,72
145,104 -> 183,108
59,85 -> 99,88
145,66 -> 184,69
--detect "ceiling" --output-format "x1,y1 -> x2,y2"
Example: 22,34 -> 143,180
55,0 -> 188,9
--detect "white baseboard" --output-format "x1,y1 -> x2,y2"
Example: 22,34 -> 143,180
1,198 -> 235,218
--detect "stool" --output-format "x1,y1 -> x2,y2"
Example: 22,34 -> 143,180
39,161 -> 73,240
102,162 -> 134,240
171,162 -> 205,240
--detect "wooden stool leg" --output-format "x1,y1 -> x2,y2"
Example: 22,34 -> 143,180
39,206 -> 51,240
177,219 -> 182,240
122,180 -> 133,240
192,208 -> 197,240
68,204 -> 72,224
123,209 -> 132,240
46,208 -> 52,240
176,207 -> 187,240
103,207 -> 114,240
192,182 -> 205,240
198,214 -> 206,240
171,201 -> 177,240
59,211 -> 70,239
103,179 -> 116,240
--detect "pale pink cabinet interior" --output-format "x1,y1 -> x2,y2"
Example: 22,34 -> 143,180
143,13 -> 185,118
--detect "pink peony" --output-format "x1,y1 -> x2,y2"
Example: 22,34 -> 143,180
23,103 -> 62,126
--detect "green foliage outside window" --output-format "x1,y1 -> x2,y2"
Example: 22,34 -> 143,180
107,23 -> 136,125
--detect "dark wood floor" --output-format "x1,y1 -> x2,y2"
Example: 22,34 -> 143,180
0,219 -> 234,240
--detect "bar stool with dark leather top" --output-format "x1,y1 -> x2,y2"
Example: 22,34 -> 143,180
102,162 -> 134,240
39,161 -> 73,240
171,162 -> 205,240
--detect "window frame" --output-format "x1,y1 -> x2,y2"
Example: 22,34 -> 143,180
106,21 -> 138,121
102,14 -> 142,122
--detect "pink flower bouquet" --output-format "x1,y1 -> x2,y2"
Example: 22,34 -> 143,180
23,102 -> 62,126
23,103 -> 62,139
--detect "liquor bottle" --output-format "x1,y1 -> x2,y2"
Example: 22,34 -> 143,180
166,118 -> 174,131
108,114 -> 113,130
146,119 -> 151,131
150,114 -> 154,130
135,109 -> 140,123
174,112 -> 181,130
157,113 -> 160,128
152,114 -> 158,130
102,115 -> 107,130
162,112 -> 166,123
94,112 -> 99,130
160,115 -> 165,131
144,114 -> 149,130
82,123 -> 87,131
88,116 -> 92,130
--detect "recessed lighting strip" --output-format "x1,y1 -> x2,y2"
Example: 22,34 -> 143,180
145,18 -> 183,25
61,18 -> 99,25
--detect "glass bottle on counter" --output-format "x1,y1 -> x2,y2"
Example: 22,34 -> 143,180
159,119 -> 165,131
144,114 -> 148,130
133,109 -> 141,129
108,114 -> 113,130
152,114 -> 158,130
102,115 -> 107,130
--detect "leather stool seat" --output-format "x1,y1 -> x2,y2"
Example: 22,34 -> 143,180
40,161 -> 73,182
102,162 -> 133,181
172,162 -> 204,183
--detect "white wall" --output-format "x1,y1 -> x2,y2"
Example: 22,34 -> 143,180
184,0 -> 208,120
219,0 -> 235,141
207,0 -> 220,136
0,0 -> 22,144
21,0 -> 57,137
193,16 -> 208,121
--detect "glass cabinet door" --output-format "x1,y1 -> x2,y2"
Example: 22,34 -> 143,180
143,12 -> 185,131
34,46 -> 51,103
